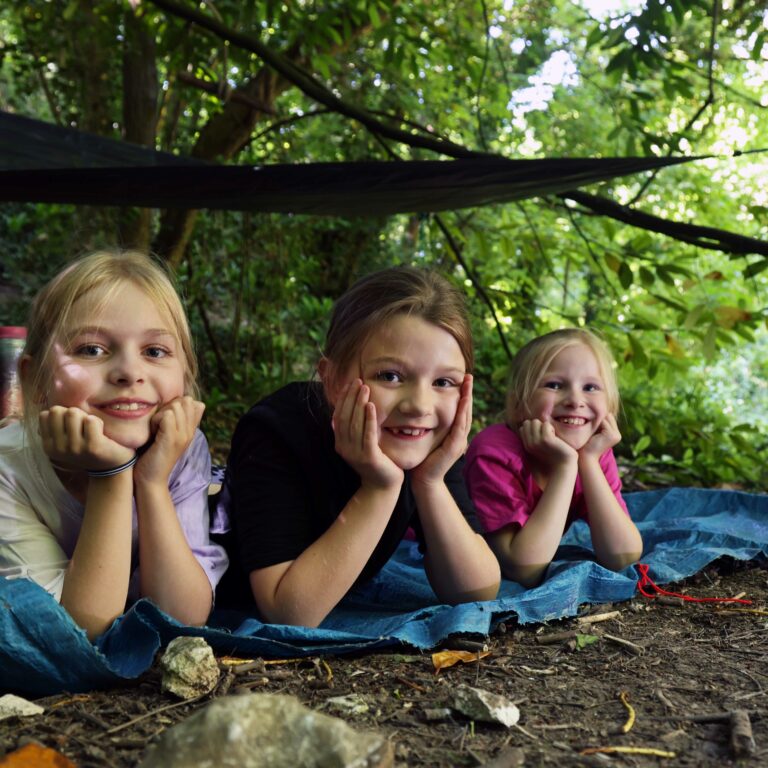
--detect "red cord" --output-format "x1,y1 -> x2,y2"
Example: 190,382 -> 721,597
636,563 -> 752,604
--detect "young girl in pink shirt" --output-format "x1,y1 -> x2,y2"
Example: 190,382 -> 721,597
464,329 -> 642,587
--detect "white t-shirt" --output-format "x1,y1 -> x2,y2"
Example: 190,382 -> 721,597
0,420 -> 228,602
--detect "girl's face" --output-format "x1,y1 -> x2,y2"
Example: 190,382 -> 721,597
329,314 -> 466,471
40,281 -> 186,450
525,343 -> 608,451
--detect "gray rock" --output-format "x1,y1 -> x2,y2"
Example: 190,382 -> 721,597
140,693 -> 393,768
452,683 -> 520,727
159,636 -> 220,700
0,694 -> 44,722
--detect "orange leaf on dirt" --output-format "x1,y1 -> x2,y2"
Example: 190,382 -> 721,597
0,743 -> 76,768
432,649 -> 490,672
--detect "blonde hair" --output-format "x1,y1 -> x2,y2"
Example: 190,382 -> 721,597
21,250 -> 198,421
505,328 -> 619,425
321,266 -> 473,397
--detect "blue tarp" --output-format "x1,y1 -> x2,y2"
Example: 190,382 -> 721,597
2,488 -> 766,696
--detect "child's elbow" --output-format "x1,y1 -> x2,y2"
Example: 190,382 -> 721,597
599,549 -> 643,572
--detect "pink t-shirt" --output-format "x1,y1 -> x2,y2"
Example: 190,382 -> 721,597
464,423 -> 627,534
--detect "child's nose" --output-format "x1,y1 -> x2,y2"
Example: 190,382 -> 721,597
399,383 -> 432,415
563,386 -> 585,406
108,352 -> 145,385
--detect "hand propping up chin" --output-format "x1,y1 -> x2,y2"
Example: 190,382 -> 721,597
579,413 -> 621,461
519,417 -> 578,471
411,374 -> 473,487
332,379 -> 404,491
39,406 -> 135,472
134,396 -> 205,484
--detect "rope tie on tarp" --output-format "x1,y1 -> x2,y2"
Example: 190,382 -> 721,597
635,563 -> 753,604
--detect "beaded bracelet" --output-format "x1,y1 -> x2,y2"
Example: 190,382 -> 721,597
87,454 -> 139,478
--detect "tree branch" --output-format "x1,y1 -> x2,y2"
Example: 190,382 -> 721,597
147,0 -> 481,159
562,189 -> 768,258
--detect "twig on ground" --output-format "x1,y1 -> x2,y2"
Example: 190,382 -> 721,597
603,634 -> 645,656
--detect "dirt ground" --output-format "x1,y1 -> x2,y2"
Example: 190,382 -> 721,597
1,557 -> 766,768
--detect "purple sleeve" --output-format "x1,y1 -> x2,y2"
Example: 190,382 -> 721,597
168,430 -> 229,591
599,448 -> 628,513
464,427 -> 534,534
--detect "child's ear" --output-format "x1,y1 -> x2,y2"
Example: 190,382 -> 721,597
317,357 -> 337,405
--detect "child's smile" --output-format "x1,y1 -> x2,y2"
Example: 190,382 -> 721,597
43,282 -> 185,451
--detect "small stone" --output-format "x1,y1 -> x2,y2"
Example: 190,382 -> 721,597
325,694 -> 370,716
0,694 -> 44,722
159,636 -> 220,700
140,693 -> 393,768
452,683 -> 520,728
422,707 -> 452,722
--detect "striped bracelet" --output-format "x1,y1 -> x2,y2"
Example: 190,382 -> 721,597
87,454 -> 139,478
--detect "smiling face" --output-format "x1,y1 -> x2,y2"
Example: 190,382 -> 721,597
41,281 -> 186,450
328,314 -> 467,470
525,343 -> 608,451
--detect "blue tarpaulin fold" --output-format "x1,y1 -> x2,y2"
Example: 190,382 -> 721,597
2,488 -> 766,696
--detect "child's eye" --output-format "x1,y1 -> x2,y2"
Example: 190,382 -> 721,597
75,343 -> 106,358
145,346 -> 170,359
374,370 -> 402,383
543,381 -> 561,390
584,383 -> 601,392
433,377 -> 457,388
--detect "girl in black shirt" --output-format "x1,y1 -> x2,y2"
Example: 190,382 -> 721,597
223,267 -> 500,626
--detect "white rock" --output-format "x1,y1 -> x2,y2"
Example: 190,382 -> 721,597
159,636 -> 220,700
0,694 -> 44,722
452,683 -> 520,728
325,694 -> 370,716
140,693 -> 393,768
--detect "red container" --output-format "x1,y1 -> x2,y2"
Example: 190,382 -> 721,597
0,326 -> 27,418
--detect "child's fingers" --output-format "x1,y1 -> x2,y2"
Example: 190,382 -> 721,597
351,384 -> 369,449
361,401 -> 378,455
335,379 -> 360,441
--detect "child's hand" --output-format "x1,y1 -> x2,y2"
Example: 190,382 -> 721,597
39,406 -> 135,472
412,374 -> 473,487
134,396 -> 204,484
579,413 -> 621,461
332,379 -> 404,490
519,418 -> 578,469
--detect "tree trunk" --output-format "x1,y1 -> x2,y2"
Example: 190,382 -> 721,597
120,7 -> 159,252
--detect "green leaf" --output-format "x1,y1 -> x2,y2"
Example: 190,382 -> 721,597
744,259 -> 768,278
633,435 -> 651,455
618,261 -> 633,288
639,266 -> 655,287
575,633 -> 599,650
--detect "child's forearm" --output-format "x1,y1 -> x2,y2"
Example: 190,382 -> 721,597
491,462 -> 578,588
414,480 -> 500,603
579,458 -> 643,570
135,480 -> 214,627
251,483 -> 402,628
60,472 -> 134,640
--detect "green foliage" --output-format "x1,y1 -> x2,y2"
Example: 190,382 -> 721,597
1,0 -> 767,481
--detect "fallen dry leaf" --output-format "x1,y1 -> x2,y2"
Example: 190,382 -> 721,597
432,649 -> 490,672
0,743 -> 76,768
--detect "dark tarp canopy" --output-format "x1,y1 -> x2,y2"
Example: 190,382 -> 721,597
0,111 -> 705,216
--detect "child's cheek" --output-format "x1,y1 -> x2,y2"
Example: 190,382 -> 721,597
47,358 -> 95,409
